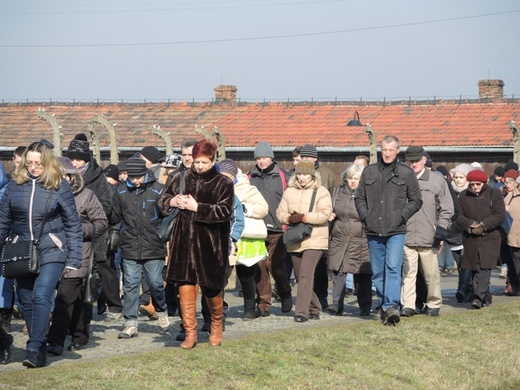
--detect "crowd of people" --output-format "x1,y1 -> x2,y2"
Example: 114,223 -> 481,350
0,133 -> 517,368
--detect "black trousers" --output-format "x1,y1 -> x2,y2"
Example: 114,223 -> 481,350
47,278 -> 88,347
97,253 -> 123,313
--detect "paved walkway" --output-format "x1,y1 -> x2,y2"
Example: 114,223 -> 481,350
0,269 -> 513,373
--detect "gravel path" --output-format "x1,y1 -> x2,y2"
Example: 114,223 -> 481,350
0,271 -> 511,373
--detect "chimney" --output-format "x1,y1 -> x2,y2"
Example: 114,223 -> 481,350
214,85 -> 237,104
478,79 -> 504,99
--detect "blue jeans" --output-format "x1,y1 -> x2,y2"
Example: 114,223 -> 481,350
0,276 -> 15,309
17,262 -> 64,351
367,234 -> 405,312
122,259 -> 167,327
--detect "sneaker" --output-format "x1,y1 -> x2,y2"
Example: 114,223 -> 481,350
499,266 -> 508,279
118,326 -> 138,339
158,314 -> 170,332
105,312 -> 122,322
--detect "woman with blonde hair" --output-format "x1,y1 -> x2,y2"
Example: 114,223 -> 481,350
0,141 -> 82,368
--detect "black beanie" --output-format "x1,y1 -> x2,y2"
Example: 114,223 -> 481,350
140,146 -> 161,164
104,164 -> 119,182
67,134 -> 90,162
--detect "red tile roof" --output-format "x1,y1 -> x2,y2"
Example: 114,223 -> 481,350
0,99 -> 518,150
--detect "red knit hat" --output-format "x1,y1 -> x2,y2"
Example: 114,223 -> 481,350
466,169 -> 488,183
504,169 -> 519,181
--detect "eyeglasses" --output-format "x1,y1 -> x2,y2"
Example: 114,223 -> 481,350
25,162 -> 43,168
469,182 -> 484,187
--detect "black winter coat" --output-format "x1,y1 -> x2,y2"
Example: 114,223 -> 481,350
457,185 -> 506,270
82,159 -> 113,264
111,170 -> 166,261
249,162 -> 289,233
0,177 -> 83,269
355,161 -> 423,237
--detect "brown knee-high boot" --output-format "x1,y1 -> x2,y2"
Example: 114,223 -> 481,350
206,292 -> 223,347
179,285 -> 198,350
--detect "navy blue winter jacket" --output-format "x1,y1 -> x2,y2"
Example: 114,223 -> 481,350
0,177 -> 83,269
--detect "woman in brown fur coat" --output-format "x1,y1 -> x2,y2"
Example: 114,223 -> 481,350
158,140 -> 234,349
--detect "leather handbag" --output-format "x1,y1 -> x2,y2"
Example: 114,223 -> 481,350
283,189 -> 317,245
84,227 -> 100,304
1,190 -> 53,279
241,216 -> 268,240
156,171 -> 185,242
1,240 -> 39,278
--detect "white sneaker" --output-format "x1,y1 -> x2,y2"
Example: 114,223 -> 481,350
118,326 -> 138,339
499,266 -> 508,279
158,313 -> 170,331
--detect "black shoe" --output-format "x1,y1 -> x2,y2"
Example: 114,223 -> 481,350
68,341 -> 87,351
37,344 -> 47,367
281,296 -> 293,313
383,306 -> 400,326
255,308 -> 270,318
471,299 -> 482,310
47,343 -> 64,356
22,350 -> 39,369
201,322 -> 210,333
175,329 -> 186,342
242,311 -> 256,321
359,309 -> 371,317
0,331 -> 13,365
455,291 -> 464,303
326,305 -> 339,315
318,299 -> 329,310
309,313 -> 320,320
400,307 -> 415,317
426,308 -> 440,317
97,304 -> 107,316
294,315 -> 308,323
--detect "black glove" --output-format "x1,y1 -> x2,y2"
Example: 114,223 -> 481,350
288,211 -> 305,224
432,226 -> 449,248
471,222 -> 485,236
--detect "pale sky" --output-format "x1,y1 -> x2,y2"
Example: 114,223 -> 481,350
0,0 -> 518,102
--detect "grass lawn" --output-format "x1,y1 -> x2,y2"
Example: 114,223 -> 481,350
1,300 -> 519,389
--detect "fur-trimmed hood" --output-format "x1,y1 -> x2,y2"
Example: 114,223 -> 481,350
69,171 -> 85,196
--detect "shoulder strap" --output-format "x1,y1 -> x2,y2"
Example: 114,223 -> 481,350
87,225 -> 95,276
279,169 -> 287,192
308,189 -> 318,212
179,171 -> 185,195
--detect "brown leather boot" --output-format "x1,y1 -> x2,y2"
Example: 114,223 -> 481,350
179,285 -> 198,350
138,299 -> 158,320
206,292 -> 223,347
